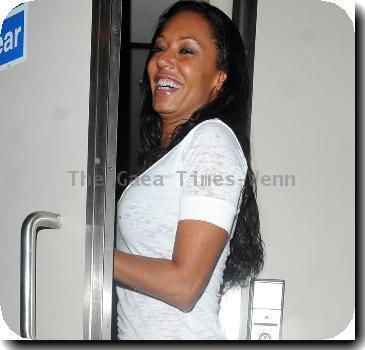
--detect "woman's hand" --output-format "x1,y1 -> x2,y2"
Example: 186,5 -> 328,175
113,219 -> 228,312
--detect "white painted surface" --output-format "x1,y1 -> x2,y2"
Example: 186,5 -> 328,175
321,0 -> 355,29
0,0 -> 92,339
251,0 -> 354,340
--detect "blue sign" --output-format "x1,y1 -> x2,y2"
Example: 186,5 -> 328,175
0,4 -> 27,71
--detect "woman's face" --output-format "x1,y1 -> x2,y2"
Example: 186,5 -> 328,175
147,11 -> 226,123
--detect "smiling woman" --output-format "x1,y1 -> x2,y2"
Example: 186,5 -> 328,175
147,11 -> 227,148
113,0 -> 264,340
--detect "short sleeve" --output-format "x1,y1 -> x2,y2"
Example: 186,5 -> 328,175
178,121 -> 248,236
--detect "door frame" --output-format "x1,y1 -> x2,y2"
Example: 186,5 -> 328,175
232,0 -> 258,141
83,0 -> 122,340
81,0 -> 259,340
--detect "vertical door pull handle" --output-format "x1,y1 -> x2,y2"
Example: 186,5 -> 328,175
20,211 -> 62,339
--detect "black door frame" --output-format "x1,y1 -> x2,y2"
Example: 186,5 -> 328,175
232,0 -> 258,139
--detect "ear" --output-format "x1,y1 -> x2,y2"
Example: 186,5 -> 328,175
215,70 -> 227,91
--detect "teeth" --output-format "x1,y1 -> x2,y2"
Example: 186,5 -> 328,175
157,78 -> 182,89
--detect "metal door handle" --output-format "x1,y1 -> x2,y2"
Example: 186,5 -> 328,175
20,211 -> 62,339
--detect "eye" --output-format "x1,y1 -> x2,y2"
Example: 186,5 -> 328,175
152,45 -> 164,54
179,47 -> 194,55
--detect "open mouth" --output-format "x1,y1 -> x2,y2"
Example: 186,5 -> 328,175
156,78 -> 183,93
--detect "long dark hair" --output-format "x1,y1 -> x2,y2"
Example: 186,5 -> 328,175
134,0 -> 264,296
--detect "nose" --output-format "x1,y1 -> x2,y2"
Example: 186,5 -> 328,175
157,48 -> 175,69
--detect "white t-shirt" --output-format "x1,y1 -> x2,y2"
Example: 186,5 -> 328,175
116,118 -> 248,340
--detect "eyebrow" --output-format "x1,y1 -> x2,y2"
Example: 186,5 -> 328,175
157,34 -> 201,47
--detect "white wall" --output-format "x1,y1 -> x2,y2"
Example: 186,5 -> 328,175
0,0 -> 92,339
208,0 -> 233,18
248,0 -> 354,340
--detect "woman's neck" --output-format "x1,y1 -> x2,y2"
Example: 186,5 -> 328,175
160,116 -> 190,148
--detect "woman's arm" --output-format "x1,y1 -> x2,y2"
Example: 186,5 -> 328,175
114,219 -> 228,312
